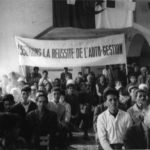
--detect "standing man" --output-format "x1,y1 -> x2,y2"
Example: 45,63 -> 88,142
97,89 -> 132,150
29,67 -> 41,85
60,67 -> 72,89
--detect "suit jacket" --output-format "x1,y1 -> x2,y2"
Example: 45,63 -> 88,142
26,109 -> 58,148
10,101 -> 37,140
10,101 -> 37,117
124,122 -> 148,149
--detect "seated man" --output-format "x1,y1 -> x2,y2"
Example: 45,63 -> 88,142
10,85 -> 37,118
48,87 -> 66,126
10,85 -> 37,142
97,89 -> 132,150
0,94 -> 15,112
26,93 -> 57,149
128,89 -> 148,124
124,101 -> 150,149
65,80 -> 80,132
48,87 -> 68,148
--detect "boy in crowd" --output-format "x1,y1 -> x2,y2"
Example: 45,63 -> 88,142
10,85 -> 37,142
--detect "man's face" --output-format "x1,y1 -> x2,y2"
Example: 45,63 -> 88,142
87,75 -> 93,83
64,68 -> 68,73
136,91 -> 147,109
130,76 -> 136,83
141,70 -> 147,77
53,91 -> 60,103
43,72 -> 48,79
130,88 -> 137,101
34,68 -> 38,74
21,91 -> 29,102
67,86 -> 74,95
99,76 -> 105,84
59,95 -> 65,103
106,94 -> 119,114
37,96 -> 47,111
4,101 -> 11,111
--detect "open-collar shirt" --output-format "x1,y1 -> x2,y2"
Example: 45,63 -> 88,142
97,109 -> 132,150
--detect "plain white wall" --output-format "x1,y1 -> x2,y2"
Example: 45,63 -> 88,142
0,0 -> 53,78
136,0 -> 150,30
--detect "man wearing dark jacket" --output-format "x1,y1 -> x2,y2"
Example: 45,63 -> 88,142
10,85 -> 37,142
27,93 -> 57,149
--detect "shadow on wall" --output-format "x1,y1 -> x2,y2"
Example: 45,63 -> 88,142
128,33 -> 150,66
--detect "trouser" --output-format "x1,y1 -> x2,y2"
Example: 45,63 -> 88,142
110,143 -> 123,150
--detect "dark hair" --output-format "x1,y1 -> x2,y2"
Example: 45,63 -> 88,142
34,67 -> 39,71
51,86 -> 61,93
42,70 -> 48,75
135,89 -> 147,97
36,94 -> 48,103
64,67 -> 68,70
3,94 -> 15,104
103,88 -> 119,100
21,85 -> 31,93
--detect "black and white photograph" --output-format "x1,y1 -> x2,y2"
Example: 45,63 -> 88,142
0,0 -> 150,149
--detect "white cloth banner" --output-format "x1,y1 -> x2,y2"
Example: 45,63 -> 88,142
95,0 -> 136,29
15,34 -> 126,68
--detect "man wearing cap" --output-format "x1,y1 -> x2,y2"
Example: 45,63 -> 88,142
97,89 -> 132,150
138,67 -> 150,90
128,85 -> 138,106
128,89 -> 148,125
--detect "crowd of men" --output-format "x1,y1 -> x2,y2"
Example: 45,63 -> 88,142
0,63 -> 150,150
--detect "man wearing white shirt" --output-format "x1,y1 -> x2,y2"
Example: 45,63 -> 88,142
97,89 -> 132,150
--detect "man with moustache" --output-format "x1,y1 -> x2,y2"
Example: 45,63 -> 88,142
124,101 -> 150,149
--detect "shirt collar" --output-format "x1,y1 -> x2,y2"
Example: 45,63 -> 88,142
133,103 -> 142,111
106,108 -> 121,118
